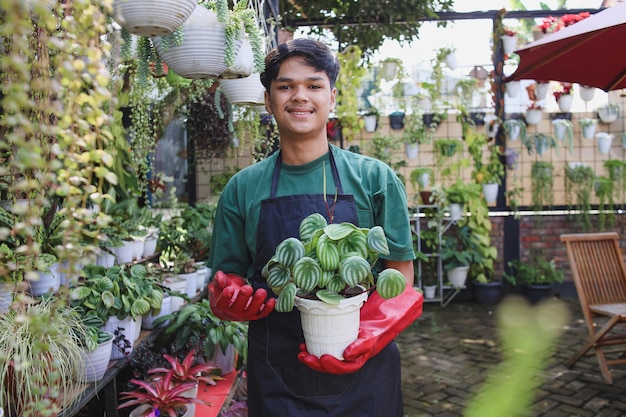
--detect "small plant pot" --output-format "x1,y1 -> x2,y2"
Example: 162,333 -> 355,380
422,113 -> 441,130
448,203 -> 464,221
501,34 -> 517,55
596,132 -> 614,154
405,143 -> 419,159
522,284 -> 553,304
582,123 -> 597,139
389,112 -> 405,130
419,190 -> 433,205
446,266 -> 469,288
504,149 -> 520,170
423,285 -> 437,300
363,115 -> 377,132
142,294 -> 172,330
213,343 -> 237,376
580,86 -> 595,102
506,123 -> 521,141
81,334 -> 114,382
445,51 -> 458,70
536,82 -> 549,100
557,94 -> 573,112
473,281 -> 502,306
482,183 -> 499,205
102,315 -> 134,360
295,292 -> 368,360
505,81 -> 521,98
525,109 -> 543,125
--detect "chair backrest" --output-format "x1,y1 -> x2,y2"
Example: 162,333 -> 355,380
561,232 -> 626,325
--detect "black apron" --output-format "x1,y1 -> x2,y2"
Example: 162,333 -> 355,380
247,148 -> 403,417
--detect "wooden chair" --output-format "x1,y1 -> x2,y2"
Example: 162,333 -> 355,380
560,232 -> 626,384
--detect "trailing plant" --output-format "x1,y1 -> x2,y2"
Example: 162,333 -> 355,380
410,167 -> 434,190
466,129 -> 504,185
368,134 -> 402,167
551,118 -> 574,153
530,161 -> 554,212
504,256 -> 564,286
594,176 -> 615,230
564,164 -> 596,231
336,45 -> 368,144
523,133 -> 557,157
604,159 -> 626,204
187,88 -> 233,160
503,119 -> 527,142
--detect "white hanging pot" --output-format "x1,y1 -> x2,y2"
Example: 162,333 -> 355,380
557,94 -> 573,112
405,143 -> 419,160
505,122 -> 521,141
112,0 -> 198,37
363,115 -> 377,132
536,82 -> 549,100
501,34 -> 517,55
152,6 -> 242,79
482,183 -> 499,205
581,123 -> 597,139
220,73 -> 265,105
597,105 -> 620,124
596,132 -> 614,154
505,81 -> 521,98
445,52 -> 458,70
579,86 -> 595,102
525,109 -> 543,125
552,120 -> 568,141
219,36 -> 254,79
295,292 -> 368,360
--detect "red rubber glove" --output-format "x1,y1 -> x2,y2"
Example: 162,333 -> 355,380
208,270 -> 275,321
298,284 -> 423,374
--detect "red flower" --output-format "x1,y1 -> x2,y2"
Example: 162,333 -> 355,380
503,28 -> 516,36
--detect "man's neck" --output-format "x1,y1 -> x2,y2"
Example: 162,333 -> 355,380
280,138 -> 330,165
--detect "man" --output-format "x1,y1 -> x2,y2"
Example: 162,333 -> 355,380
208,38 -> 422,416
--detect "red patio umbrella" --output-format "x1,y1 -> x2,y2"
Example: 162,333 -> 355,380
506,2 -> 626,91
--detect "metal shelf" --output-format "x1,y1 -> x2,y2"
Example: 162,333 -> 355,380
411,205 -> 464,306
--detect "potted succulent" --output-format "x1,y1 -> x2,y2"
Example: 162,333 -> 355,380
503,119 -> 526,142
551,118 -> 574,153
262,213 -> 408,359
579,117 -> 598,139
523,133 -> 557,157
596,103 -> 620,124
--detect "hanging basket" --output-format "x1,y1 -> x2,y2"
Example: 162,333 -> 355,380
596,132 -> 614,154
536,82 -> 549,100
112,0 -> 198,37
219,36 -> 254,79
152,6 -> 242,79
580,86 -> 595,102
501,34 -> 517,55
220,73 -> 265,105
525,109 -> 543,125
557,94 -> 573,112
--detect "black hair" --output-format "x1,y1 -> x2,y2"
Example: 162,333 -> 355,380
260,38 -> 340,91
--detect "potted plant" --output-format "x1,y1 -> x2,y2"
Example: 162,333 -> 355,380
579,117 -> 598,139
551,118 -> 574,153
564,164 -> 596,231
503,118 -> 526,142
336,44 -> 368,143
0,297 -> 91,416
525,102 -> 544,125
410,167 -> 434,204
402,109 -> 431,159
154,299 -> 248,375
594,176 -> 615,230
523,133 -> 557,157
436,45 -> 457,70
111,0 -> 197,37
596,103 -> 620,124
504,255 -> 564,304
75,310 -> 115,383
440,227 -> 474,288
531,161 -> 554,212
361,107 -> 379,132
501,27 -> 517,55
262,214 -> 408,359
553,83 -> 574,112
118,367 -> 204,417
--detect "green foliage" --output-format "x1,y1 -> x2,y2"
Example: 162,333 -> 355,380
531,161 -> 554,212
279,0 -> 455,57
336,45 -> 368,143
466,129 -> 504,185
504,256 -> 564,286
564,164 -> 596,231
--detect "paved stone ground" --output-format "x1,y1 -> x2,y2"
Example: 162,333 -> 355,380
397,296 -> 626,417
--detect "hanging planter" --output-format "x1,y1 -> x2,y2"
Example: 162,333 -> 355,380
556,94 -> 574,112
597,103 -> 620,124
551,119 -> 574,154
405,142 -> 419,159
363,114 -> 378,132
503,119 -> 526,141
152,5 -> 241,79
482,183 -> 499,205
536,82 -> 550,101
219,73 -> 265,105
501,34 -> 517,56
504,149 -> 520,170
112,0 -> 198,37
579,85 -> 595,102
505,80 -> 521,98
596,132 -> 614,154
388,111 -> 405,130
579,118 -> 598,139
219,36 -> 254,79
444,51 -> 458,70
525,108 -> 543,125
484,115 -> 499,138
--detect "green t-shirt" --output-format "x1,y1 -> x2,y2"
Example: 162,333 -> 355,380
208,145 -> 415,279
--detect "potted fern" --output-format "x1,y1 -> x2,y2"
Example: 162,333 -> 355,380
262,214 -> 408,359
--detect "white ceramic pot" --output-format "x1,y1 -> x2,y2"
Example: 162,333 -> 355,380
557,94 -> 573,112
163,275 -> 188,312
112,0 -> 197,37
152,6 -> 242,79
506,123 -> 521,141
219,73 -> 265,105
448,203 -> 464,221
28,264 -> 61,296
142,294 -> 172,330
482,183 -> 499,205
423,285 -> 437,300
445,52 -> 458,70
598,106 -> 620,124
536,82 -> 549,100
102,316 -> 134,360
580,86 -> 595,102
0,283 -> 14,314
501,34 -> 517,55
446,266 -> 469,288
195,267 -> 207,291
405,143 -> 419,160
177,271 -> 197,298
525,109 -> 542,125
363,115 -> 377,132
97,249 -> 116,268
213,343 -> 236,375
295,292 -> 368,360
582,123 -> 597,140
112,240 -> 134,265
81,334 -> 113,382
505,81 -> 521,98
597,132 -> 614,154
132,239 -> 144,261
142,238 -> 158,258
552,120 -> 569,141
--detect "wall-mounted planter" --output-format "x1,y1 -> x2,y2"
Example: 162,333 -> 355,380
505,81 -> 521,98
579,118 -> 598,139
597,104 -> 620,124
536,82 -> 549,100
525,109 -> 543,125
596,132 -> 614,154
580,85 -> 595,102
389,111 -> 405,130
557,94 -> 573,112
501,34 -> 517,55
363,114 -> 378,132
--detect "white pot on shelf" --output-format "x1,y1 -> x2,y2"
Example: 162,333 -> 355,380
423,285 -> 437,300
448,203 -> 464,221
446,266 -> 469,288
142,294 -> 172,330
163,275 -> 188,312
80,334 -> 114,382
102,315 -> 134,360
